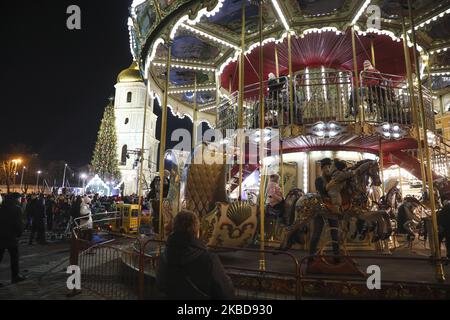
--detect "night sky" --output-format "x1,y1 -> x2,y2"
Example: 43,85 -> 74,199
0,0 -> 193,168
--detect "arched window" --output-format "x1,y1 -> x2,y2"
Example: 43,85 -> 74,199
127,92 -> 132,103
124,118 -> 129,125
121,145 -> 128,165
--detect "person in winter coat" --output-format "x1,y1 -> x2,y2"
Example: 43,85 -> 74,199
438,201 -> 450,261
156,210 -> 235,300
0,193 -> 26,285
28,194 -> 47,245
79,196 -> 93,241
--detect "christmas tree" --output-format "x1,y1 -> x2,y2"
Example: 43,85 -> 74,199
91,101 -> 121,181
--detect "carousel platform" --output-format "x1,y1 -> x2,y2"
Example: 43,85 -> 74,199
133,238 -> 450,299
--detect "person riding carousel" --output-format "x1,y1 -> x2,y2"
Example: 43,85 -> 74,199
266,174 -> 284,218
309,158 -> 341,261
381,178 -> 403,218
326,159 -> 355,215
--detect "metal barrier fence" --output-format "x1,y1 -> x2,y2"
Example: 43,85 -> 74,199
217,77 -> 290,131
70,231 -> 450,300
78,241 -> 140,299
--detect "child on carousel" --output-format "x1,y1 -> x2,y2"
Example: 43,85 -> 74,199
266,174 -> 284,218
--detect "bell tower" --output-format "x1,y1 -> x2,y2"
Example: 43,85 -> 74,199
114,62 -> 159,195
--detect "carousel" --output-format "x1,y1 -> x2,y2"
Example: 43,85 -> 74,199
125,0 -> 450,297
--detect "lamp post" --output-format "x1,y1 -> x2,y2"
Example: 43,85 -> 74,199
80,173 -> 87,191
20,166 -> 26,192
11,159 -> 22,192
36,171 -> 42,193
62,163 -> 68,188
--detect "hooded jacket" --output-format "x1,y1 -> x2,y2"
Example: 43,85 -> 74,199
156,232 -> 235,300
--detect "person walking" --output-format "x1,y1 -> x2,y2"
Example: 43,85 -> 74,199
0,193 -> 26,285
156,210 -> 235,300
28,194 -> 47,245
46,195 -> 56,232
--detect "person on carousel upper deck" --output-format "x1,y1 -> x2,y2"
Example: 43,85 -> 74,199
156,210 -> 235,300
362,60 -> 382,87
267,72 -> 278,99
348,60 -> 383,117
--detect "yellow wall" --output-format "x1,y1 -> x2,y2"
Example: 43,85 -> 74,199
434,92 -> 450,141
435,112 -> 450,141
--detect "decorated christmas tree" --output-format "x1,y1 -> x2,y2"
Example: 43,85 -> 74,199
91,101 -> 121,181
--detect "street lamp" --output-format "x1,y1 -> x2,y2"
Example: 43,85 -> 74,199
62,163 -> 68,188
20,166 -> 26,192
80,173 -> 87,191
11,159 -> 22,192
36,171 -> 42,193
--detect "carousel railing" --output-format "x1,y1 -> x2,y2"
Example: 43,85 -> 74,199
359,71 -> 436,131
421,85 -> 436,133
359,71 -> 413,126
217,76 -> 290,131
216,71 -> 437,134
294,70 -> 355,124
430,133 -> 450,178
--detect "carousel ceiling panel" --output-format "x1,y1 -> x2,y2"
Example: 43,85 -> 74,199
134,1 -> 158,39
427,15 -> 450,42
172,36 -> 220,61
431,75 -> 450,91
173,91 -> 217,105
379,0 -> 435,18
168,69 -> 211,86
431,50 -> 450,67
296,0 -> 345,17
207,0 -> 262,34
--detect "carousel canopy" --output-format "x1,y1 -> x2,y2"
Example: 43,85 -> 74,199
128,0 -> 450,122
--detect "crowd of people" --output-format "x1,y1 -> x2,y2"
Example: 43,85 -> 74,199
0,189 -> 235,298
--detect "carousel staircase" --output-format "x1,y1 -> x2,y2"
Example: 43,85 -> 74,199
389,148 -> 450,199
389,150 -> 442,181
227,164 -> 259,194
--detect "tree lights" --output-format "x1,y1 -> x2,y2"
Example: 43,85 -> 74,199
91,102 -> 121,181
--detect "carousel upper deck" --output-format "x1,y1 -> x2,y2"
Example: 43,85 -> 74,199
127,0 -> 450,181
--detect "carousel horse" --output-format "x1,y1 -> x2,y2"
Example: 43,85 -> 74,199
262,188 -> 305,241
396,196 -> 428,241
279,159 -> 392,250
351,181 -> 402,241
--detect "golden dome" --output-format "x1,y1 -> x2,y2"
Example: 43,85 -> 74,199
117,61 -> 143,83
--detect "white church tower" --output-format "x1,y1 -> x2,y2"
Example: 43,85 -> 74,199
114,62 -> 159,195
